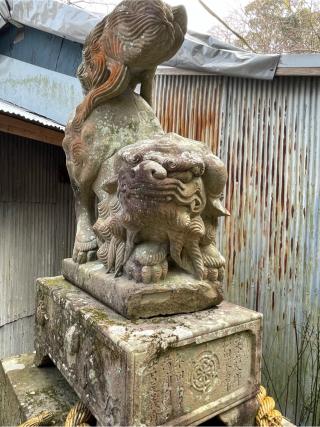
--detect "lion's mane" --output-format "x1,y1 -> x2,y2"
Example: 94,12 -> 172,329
93,133 -> 229,282
71,0 -> 187,131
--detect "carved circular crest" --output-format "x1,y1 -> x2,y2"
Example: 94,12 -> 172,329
191,351 -> 219,393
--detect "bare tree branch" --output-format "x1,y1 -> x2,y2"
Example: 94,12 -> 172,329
198,0 -> 256,52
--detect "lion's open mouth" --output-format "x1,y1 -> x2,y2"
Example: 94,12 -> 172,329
120,186 -> 205,212
125,194 -> 174,203
117,166 -> 206,213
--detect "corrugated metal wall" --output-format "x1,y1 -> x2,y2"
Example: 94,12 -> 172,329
0,132 -> 75,358
154,74 -> 320,423
1,73 -> 319,422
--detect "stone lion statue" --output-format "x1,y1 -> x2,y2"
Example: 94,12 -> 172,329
63,0 -> 187,263
63,0 -> 229,284
94,133 -> 229,283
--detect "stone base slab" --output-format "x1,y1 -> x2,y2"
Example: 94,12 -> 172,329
35,275 -> 262,426
62,258 -> 223,319
0,353 -> 77,426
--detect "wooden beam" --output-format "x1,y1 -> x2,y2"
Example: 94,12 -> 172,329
0,113 -> 64,146
276,67 -> 320,76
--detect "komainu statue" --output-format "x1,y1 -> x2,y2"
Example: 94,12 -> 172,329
63,0 -> 229,285
94,134 -> 229,284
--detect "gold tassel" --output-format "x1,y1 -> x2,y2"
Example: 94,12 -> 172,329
256,385 -> 283,426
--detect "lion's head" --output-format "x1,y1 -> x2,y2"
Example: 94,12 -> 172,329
94,133 -> 229,283
100,0 -> 187,69
72,0 -> 187,130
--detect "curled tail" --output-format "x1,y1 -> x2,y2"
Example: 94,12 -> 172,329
72,17 -> 131,131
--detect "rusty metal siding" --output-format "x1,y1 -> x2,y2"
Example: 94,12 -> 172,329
219,76 -> 320,424
154,74 -> 223,154
154,74 -> 320,421
154,74 -> 320,315
216,76 -> 320,318
0,132 -> 75,358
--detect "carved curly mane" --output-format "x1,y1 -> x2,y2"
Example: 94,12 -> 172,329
71,0 -> 187,131
93,134 -> 229,281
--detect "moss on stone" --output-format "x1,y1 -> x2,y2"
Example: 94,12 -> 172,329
81,307 -> 126,327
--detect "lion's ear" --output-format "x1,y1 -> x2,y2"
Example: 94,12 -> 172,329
208,197 -> 230,217
102,175 -> 118,194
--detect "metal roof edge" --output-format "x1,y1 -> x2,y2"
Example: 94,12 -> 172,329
279,53 -> 320,68
276,53 -> 320,76
0,99 -> 65,131
156,66 -> 211,76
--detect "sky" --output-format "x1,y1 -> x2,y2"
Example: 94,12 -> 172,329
165,0 -> 248,32
74,0 -> 249,33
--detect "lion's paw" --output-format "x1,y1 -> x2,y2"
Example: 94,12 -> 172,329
72,236 -> 98,264
126,260 -> 168,284
201,244 -> 225,282
73,248 -> 97,264
124,242 -> 168,284
203,266 -> 225,282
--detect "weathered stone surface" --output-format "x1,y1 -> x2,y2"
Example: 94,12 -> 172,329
62,0 -> 228,289
63,0 -> 188,268
0,352 -> 77,426
35,276 -> 262,426
62,258 -> 223,319
94,133 -> 228,285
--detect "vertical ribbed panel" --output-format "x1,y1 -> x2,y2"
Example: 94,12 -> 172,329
0,316 -> 35,358
0,132 -> 75,358
220,76 -> 320,423
154,74 -> 223,154
154,74 -> 320,422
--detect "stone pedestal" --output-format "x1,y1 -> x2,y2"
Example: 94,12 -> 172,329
0,353 -> 77,426
35,276 -> 262,426
62,259 -> 223,319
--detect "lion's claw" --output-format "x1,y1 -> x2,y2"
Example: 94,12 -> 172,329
73,246 -> 97,264
126,260 -> 168,284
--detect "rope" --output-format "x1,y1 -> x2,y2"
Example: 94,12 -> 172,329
256,385 -> 283,427
18,401 -> 92,427
64,401 -> 92,427
20,386 -> 284,427
18,411 -> 54,427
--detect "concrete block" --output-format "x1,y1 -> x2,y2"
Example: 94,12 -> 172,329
0,352 -> 77,426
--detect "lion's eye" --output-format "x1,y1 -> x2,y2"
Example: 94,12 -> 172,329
192,166 -> 204,177
130,154 -> 142,165
164,160 -> 177,170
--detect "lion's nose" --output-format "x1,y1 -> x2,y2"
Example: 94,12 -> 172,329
132,160 -> 167,180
